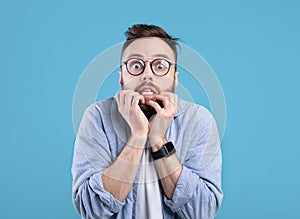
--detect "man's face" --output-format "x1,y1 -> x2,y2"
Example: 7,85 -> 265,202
119,37 -> 179,103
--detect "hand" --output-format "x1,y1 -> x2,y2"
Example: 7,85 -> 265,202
146,92 -> 178,150
115,90 -> 149,137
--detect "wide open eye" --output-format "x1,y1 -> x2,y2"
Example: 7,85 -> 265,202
157,64 -> 165,70
152,59 -> 170,75
127,59 -> 144,74
132,63 -> 142,70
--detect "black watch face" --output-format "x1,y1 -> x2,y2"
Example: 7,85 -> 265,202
152,142 -> 175,160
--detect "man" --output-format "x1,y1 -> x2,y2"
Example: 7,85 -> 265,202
72,24 -> 223,219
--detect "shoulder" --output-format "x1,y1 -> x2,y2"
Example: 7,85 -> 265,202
79,97 -> 117,127
177,98 -> 214,124
85,97 -> 115,116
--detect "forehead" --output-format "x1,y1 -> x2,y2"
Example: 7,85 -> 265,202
122,37 -> 175,61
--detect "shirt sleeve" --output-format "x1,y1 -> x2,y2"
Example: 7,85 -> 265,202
164,108 -> 223,219
71,104 -> 125,219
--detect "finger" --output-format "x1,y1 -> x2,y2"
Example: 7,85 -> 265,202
115,92 -> 120,107
115,91 -> 129,110
155,94 -> 170,109
124,91 -> 136,112
119,90 -> 126,107
125,92 -> 144,112
160,92 -> 177,102
160,92 -> 177,107
120,90 -> 133,106
164,93 -> 178,115
132,95 -> 145,108
146,100 -> 163,114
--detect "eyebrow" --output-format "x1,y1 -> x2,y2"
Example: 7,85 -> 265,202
127,53 -> 172,60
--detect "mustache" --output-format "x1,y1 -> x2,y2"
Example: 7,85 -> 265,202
134,82 -> 161,94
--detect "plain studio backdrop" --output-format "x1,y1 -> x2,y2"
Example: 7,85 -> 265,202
1,0 -> 299,218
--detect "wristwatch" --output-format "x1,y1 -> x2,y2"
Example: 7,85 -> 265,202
151,142 -> 176,160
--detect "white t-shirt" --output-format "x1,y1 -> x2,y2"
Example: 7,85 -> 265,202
136,144 -> 163,219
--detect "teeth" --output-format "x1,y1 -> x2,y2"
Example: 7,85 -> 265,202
140,88 -> 155,95
141,91 -> 153,95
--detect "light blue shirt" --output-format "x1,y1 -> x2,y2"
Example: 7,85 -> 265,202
72,97 -> 223,219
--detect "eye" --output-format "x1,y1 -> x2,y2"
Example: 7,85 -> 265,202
127,59 -> 144,73
156,64 -> 165,70
153,59 -> 169,71
132,63 -> 142,69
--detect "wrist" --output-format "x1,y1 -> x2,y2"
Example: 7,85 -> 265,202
131,127 -> 148,138
151,141 -> 176,161
150,136 -> 167,152
128,134 -> 147,149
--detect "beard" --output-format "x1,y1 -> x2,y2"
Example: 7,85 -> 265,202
121,73 -> 176,120
138,100 -> 164,120
122,80 -> 176,120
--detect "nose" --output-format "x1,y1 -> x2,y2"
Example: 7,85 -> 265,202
141,62 -> 153,81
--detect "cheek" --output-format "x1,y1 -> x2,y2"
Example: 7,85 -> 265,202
120,72 -> 130,84
161,75 -> 175,86
121,74 -> 139,89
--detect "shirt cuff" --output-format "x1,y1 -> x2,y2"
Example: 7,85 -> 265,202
164,165 -> 198,211
89,171 -> 125,213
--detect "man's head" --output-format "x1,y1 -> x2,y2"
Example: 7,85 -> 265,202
119,24 -> 180,118
121,24 -> 179,62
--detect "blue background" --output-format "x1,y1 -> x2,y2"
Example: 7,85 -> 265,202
1,0 -> 299,218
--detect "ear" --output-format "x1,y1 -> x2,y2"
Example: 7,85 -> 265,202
118,69 -> 123,86
174,71 -> 179,88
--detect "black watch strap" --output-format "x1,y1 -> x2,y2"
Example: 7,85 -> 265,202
151,142 -> 176,160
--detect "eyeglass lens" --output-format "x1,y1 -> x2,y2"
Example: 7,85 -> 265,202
126,58 -> 170,76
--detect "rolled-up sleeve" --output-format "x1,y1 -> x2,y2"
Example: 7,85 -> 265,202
71,104 -> 125,219
164,109 -> 223,219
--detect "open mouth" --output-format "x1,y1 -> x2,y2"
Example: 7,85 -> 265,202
141,89 -> 154,95
139,87 -> 158,96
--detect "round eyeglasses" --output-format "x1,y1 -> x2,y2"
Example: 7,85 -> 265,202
122,58 -> 175,76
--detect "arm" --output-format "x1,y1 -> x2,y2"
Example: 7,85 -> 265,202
164,120 -> 223,219
102,90 -> 148,201
151,137 -> 183,199
72,91 -> 149,218
147,94 -> 223,218
72,105 -> 124,219
166,112 -> 222,219
147,92 -> 181,199
102,135 -> 145,201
